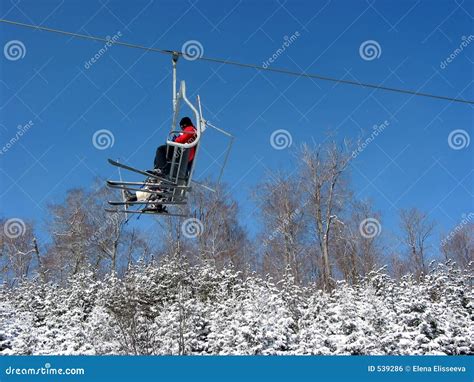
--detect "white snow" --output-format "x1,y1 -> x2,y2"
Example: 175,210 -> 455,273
0,259 -> 472,355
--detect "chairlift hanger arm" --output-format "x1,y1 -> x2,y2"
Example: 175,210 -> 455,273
167,81 -> 202,149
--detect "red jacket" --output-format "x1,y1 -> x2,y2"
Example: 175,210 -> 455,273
174,126 -> 197,162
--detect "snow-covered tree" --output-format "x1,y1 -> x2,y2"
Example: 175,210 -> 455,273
1,258 -> 471,355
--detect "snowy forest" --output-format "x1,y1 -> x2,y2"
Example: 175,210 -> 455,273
1,142 -> 473,355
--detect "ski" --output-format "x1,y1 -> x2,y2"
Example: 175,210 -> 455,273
105,208 -> 187,217
106,184 -> 174,196
107,179 -> 190,190
108,200 -> 187,206
107,160 -> 191,217
107,180 -> 163,187
107,159 -> 176,185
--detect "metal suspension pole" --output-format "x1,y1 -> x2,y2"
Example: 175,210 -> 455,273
168,52 -> 180,163
172,52 -> 179,114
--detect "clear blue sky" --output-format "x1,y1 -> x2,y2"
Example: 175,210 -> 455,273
0,0 -> 472,250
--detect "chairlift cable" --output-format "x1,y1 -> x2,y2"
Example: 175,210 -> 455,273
1,18 -> 473,105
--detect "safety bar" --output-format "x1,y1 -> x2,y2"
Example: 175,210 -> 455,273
167,130 -> 197,143
205,121 -> 234,185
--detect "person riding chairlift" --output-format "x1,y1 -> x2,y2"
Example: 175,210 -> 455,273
125,117 -> 197,212
151,116 -> 197,177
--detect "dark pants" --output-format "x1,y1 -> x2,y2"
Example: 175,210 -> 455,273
154,145 -> 193,180
154,145 -> 172,174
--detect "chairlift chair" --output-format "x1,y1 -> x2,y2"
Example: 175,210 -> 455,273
105,54 -> 234,217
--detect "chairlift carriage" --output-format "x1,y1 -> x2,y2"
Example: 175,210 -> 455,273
105,53 -> 234,217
